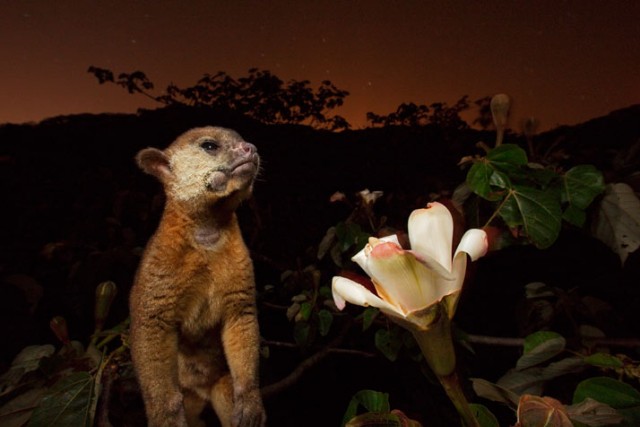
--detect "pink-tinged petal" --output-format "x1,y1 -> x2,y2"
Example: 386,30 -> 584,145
454,228 -> 488,261
351,235 -> 400,277
331,276 -> 402,315
366,242 -> 439,313
408,202 -> 454,272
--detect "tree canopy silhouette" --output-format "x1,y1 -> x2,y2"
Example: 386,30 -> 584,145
366,96 -> 475,131
88,66 -> 351,131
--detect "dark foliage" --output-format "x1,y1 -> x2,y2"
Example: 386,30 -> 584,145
1,103 -> 639,426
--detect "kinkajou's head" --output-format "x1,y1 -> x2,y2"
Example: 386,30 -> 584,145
136,127 -> 260,205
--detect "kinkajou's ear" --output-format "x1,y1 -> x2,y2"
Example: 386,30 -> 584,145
136,148 -> 172,182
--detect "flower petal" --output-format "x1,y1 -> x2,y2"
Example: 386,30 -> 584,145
446,228 -> 488,317
366,242 -> 439,313
408,202 -> 454,272
331,276 -> 402,316
454,228 -> 488,261
351,234 -> 400,277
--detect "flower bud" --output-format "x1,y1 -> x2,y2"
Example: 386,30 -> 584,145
491,94 -> 510,147
94,281 -> 117,332
50,316 -> 70,345
490,93 -> 510,130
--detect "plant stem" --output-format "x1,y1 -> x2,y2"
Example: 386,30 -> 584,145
438,372 -> 480,427
411,309 -> 479,427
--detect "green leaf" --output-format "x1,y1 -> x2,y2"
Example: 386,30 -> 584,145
335,222 -> 369,253
293,322 -> 311,347
471,378 -> 520,408
341,390 -> 391,427
27,372 -> 95,427
0,388 -> 48,427
374,328 -> 403,362
317,309 -> 333,337
566,397 -> 624,426
530,167 -> 559,187
563,204 -> 587,227
487,144 -> 528,171
561,165 -> 605,209
469,403 -> 500,427
317,226 -> 337,260
523,331 -> 565,354
499,186 -> 562,249
573,377 -> 640,427
573,377 -> 640,407
488,170 -> 512,189
298,302 -> 312,322
467,161 -> 502,201
318,285 -> 332,299
361,307 -> 379,331
584,353 -> 624,369
518,331 -> 566,370
498,357 -> 585,396
591,183 -> 640,264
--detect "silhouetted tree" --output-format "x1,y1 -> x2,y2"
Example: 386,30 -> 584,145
367,96 -> 470,131
473,95 -> 493,129
88,66 -> 351,131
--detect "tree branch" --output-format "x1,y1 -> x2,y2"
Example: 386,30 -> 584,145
260,321 -> 356,399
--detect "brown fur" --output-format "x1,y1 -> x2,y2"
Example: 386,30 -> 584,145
129,127 -> 265,427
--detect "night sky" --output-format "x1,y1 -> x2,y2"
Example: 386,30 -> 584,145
1,1 -> 638,130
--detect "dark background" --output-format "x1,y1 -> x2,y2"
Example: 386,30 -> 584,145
0,104 -> 639,425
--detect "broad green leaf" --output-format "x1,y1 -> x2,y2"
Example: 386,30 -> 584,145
0,345 -> 55,396
341,390 -> 391,427
523,331 -> 565,354
529,167 -> 559,187
497,367 -> 545,396
361,307 -> 379,331
467,160 -> 502,201
469,403 -> 500,427
573,377 -> 640,427
573,377 -> 640,407
8,345 -> 55,373
317,226 -> 336,260
470,378 -> 520,408
489,170 -> 512,189
591,183 -> 640,264
487,144 -> 528,171
317,309 -> 333,337
585,353 -> 624,369
517,331 -> 566,370
374,328 -> 403,362
561,165 -> 605,209
27,372 -> 95,427
563,204 -> 587,227
299,302 -> 312,321
567,397 -> 624,426
318,285 -> 332,299
499,186 -> 562,248
497,357 -> 582,394
335,222 -> 369,253
0,388 -> 48,427
293,322 -> 311,347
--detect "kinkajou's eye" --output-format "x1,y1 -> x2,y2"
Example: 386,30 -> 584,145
200,140 -> 219,151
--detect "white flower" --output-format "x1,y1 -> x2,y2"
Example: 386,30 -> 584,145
332,202 -> 487,328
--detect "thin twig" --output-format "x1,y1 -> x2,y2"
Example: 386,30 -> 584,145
466,334 -> 640,348
262,338 -> 375,357
260,321 -> 353,399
